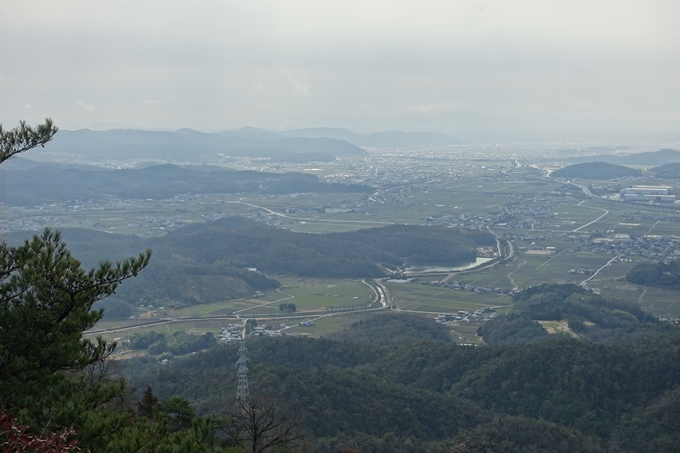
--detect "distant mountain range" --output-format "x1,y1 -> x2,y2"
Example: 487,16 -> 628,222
566,149 -> 680,166
24,126 -> 465,165
35,128 -> 366,164
251,127 -> 465,147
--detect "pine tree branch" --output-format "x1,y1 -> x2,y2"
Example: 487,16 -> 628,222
0,118 -> 59,164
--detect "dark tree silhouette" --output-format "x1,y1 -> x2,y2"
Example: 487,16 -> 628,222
137,386 -> 160,419
228,397 -> 302,453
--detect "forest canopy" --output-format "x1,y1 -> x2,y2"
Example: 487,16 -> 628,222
477,283 -> 665,344
626,258 -> 680,289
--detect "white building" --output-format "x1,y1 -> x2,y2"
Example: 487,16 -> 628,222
621,186 -> 675,203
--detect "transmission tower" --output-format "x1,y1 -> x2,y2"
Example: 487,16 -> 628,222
235,341 -> 250,403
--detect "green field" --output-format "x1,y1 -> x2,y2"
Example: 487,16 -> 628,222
282,313 -> 368,336
90,318 -> 241,343
87,276 -> 375,341
387,282 -> 513,313
455,251 -> 615,290
139,277 -> 373,319
588,282 -> 680,318
252,277 -> 374,314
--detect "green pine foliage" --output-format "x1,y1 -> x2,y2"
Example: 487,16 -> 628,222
0,228 -> 151,448
137,386 -> 160,419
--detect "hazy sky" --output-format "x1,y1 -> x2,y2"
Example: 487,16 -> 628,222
1,0 -> 679,134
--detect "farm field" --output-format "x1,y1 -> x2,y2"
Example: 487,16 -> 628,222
168,300 -> 249,318
282,312 -> 368,336
446,251 -> 602,290
91,318 -> 239,343
132,277 -> 372,320
577,201 -> 680,236
387,282 -> 513,313
272,277 -> 374,311
449,323 -> 484,344
589,282 -> 680,318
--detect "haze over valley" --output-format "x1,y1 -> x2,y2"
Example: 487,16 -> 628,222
1,2 -> 679,452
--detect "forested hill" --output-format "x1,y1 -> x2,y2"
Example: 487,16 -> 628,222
0,160 -> 372,206
151,218 -> 494,277
477,283 -> 669,344
124,313 -> 680,452
551,162 -> 641,180
4,219 -> 495,275
326,312 -> 454,345
626,258 -> 680,290
1,220 -> 493,312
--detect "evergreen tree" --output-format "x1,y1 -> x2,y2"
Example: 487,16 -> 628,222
137,386 -> 160,420
0,120 -> 151,448
161,396 -> 196,432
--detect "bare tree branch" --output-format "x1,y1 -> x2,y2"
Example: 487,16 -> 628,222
228,396 -> 303,453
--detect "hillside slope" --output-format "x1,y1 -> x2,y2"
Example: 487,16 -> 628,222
551,162 -> 641,179
121,311 -> 679,452
651,162 -> 680,180
0,161 -> 372,206
567,148 -> 680,166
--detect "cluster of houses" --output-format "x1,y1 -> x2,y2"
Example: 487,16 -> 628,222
568,267 -> 597,275
428,279 -> 517,296
640,213 -> 680,222
217,320 -> 315,341
250,323 -> 292,337
501,220 -> 679,264
128,214 -> 192,231
218,324 -> 244,343
0,215 -> 63,232
588,232 -> 680,262
426,211 -> 505,230
435,307 -> 496,324
493,196 -> 565,230
435,313 -> 463,323
657,315 -> 680,325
